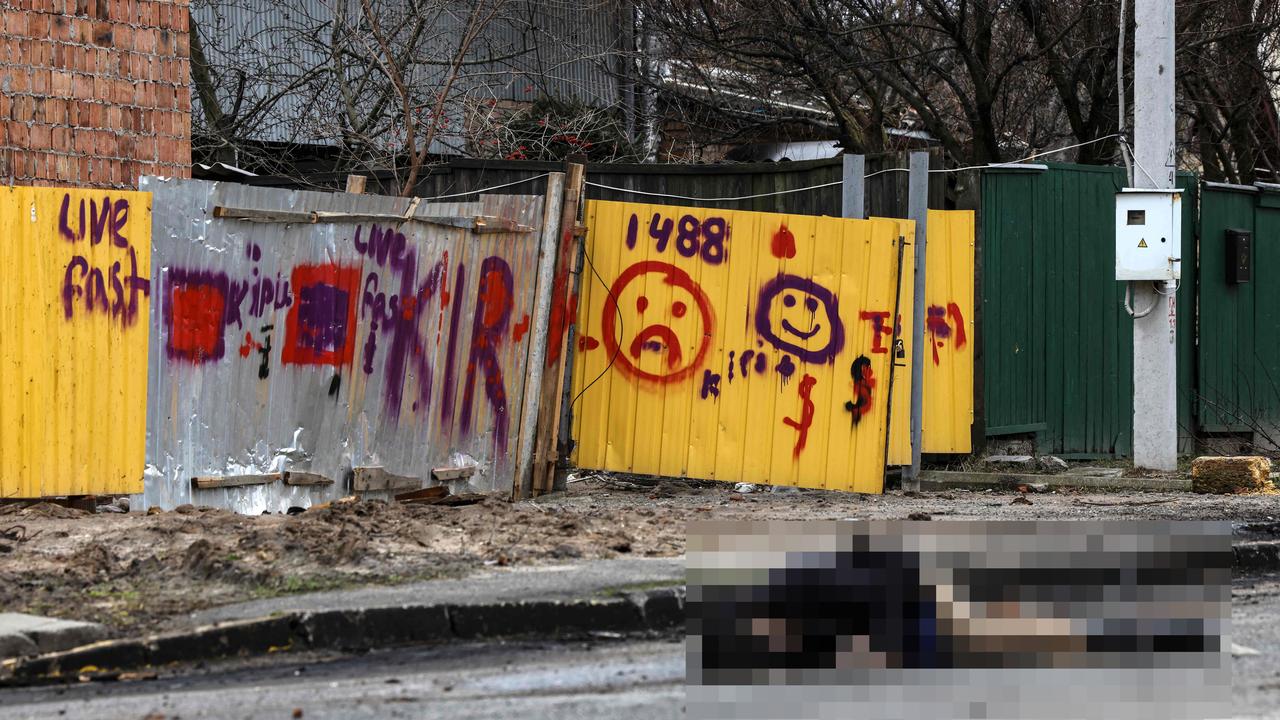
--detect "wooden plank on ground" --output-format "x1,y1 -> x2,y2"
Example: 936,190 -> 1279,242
431,466 -> 475,482
282,471 -> 334,486
191,473 -> 281,490
394,486 -> 449,503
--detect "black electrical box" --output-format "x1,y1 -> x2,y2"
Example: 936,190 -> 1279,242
1226,228 -> 1252,284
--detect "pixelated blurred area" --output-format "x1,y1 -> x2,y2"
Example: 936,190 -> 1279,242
686,520 -> 1231,720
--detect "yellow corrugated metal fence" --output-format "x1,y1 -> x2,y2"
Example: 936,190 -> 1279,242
923,210 -> 975,453
571,201 -> 912,493
0,187 -> 151,497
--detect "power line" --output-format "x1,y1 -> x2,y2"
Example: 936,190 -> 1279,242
584,135 -> 1124,202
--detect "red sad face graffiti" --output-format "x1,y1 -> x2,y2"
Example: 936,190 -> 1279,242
602,261 -> 715,384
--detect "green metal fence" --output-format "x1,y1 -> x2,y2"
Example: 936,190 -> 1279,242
1197,183 -> 1280,436
981,163 -> 1197,457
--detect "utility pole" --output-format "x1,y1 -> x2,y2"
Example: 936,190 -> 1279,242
1131,0 -> 1178,470
905,151 -> 929,490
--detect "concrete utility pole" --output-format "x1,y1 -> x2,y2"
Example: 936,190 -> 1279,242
1131,0 -> 1178,470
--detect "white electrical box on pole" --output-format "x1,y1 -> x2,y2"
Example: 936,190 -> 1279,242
1130,0 -> 1178,471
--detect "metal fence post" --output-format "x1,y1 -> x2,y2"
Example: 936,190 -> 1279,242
905,151 -> 929,490
842,154 -> 865,220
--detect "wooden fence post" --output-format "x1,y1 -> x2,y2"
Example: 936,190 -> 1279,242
530,161 -> 586,496
513,172 -> 567,500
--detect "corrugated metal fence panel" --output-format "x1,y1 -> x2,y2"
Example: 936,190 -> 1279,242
571,200 -> 908,493
1176,178 -> 1199,453
1198,184 -> 1279,432
982,169 -> 1046,436
923,210 -> 975,453
0,186 -> 151,498
982,164 -> 1198,456
140,177 -> 545,511
1253,196 -> 1280,428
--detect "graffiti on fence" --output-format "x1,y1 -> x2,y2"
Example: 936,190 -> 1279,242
159,221 -> 531,449
920,209 -> 976,454
143,179 -> 547,512
2,187 -> 152,499
58,193 -> 151,326
572,201 -> 918,494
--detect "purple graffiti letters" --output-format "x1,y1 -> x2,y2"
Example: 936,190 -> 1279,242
59,193 -> 129,248
354,224 -> 409,270
58,194 -> 149,326
625,211 -> 728,264
440,263 -> 467,427
700,369 -> 721,400
754,273 -> 844,364
61,244 -> 149,326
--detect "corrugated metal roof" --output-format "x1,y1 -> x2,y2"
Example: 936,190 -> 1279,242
192,0 -> 625,150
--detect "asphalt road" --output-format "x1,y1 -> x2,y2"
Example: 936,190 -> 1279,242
8,575 -> 1280,720
0,639 -> 686,720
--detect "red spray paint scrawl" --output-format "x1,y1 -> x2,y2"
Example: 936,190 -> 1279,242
925,302 -> 967,365
782,374 -> 818,458
771,223 -> 797,259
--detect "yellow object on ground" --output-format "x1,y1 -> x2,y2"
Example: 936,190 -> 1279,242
1191,456 -> 1274,494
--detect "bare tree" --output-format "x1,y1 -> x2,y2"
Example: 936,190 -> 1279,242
190,0 -> 638,193
636,0 -> 1280,181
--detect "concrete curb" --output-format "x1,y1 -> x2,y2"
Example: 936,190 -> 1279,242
0,614 -> 107,660
0,587 -> 685,685
919,469 -> 1191,493
1234,541 -> 1280,573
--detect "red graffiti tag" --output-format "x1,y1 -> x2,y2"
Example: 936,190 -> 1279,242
578,335 -> 599,351
859,310 -> 893,354
512,313 -> 530,343
168,281 -> 227,363
771,223 -> 797,259
782,374 -> 818,458
844,356 -> 875,425
925,302 -> 967,365
602,261 -> 715,385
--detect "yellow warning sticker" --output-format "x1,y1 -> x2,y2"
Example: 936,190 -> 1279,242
1138,238 -> 1148,248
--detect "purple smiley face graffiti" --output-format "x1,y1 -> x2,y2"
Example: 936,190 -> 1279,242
755,273 -> 844,364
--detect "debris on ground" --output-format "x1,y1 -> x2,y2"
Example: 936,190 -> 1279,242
3,476 -> 1278,637
1191,456 -> 1275,494
981,455 -> 1034,466
1037,456 -> 1069,471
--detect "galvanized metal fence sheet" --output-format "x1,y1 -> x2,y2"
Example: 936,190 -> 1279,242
922,210 -> 975,453
570,200 -> 909,493
0,186 -> 151,498
139,177 -> 546,511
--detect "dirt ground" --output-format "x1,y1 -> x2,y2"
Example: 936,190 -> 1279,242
3,475 -> 1279,636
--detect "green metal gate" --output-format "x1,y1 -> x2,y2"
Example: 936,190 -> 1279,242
1197,183 -> 1280,436
981,163 -> 1197,457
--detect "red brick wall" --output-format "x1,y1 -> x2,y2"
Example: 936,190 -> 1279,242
1,0 -> 191,188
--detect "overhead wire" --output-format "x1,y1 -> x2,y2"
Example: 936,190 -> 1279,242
585,134 -> 1125,201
